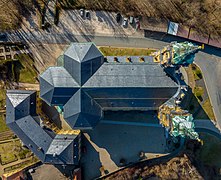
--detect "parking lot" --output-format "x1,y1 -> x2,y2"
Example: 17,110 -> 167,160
56,10 -> 143,37
81,119 -> 167,180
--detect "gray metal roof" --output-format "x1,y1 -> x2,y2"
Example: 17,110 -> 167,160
63,90 -> 102,129
45,134 -> 78,164
40,67 -> 79,88
39,43 -> 180,129
40,67 -> 79,105
6,90 -> 80,165
46,134 -> 76,155
83,63 -> 178,87
64,42 -> 103,62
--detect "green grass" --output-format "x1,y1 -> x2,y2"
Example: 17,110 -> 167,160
197,133 -> 221,167
18,149 -> 30,159
0,89 -> 6,109
14,54 -> 37,83
1,154 -> 17,165
192,64 -> 203,81
99,47 -> 156,56
194,86 -> 204,99
0,140 -> 33,166
202,98 -> 216,121
0,140 -> 20,165
0,114 -> 9,133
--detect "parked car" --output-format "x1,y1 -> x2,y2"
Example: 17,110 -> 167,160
79,9 -> 84,17
134,17 -> 139,24
123,18 -> 128,27
116,13 -> 121,23
135,22 -> 140,30
85,10 -> 90,19
129,16 -> 134,24
135,17 -> 140,30
0,33 -> 6,40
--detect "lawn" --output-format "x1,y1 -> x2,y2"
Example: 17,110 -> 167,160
99,46 -> 156,56
0,139 -> 34,166
193,86 -> 204,101
0,114 -> 9,133
0,140 -> 20,165
14,54 -> 37,83
191,64 -> 203,81
202,98 -> 216,121
0,89 -> 6,109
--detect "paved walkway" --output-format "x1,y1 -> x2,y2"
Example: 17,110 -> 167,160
12,82 -> 39,91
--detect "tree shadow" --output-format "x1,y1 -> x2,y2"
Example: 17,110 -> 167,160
183,138 -> 221,180
84,118 -> 167,169
80,133 -> 103,180
181,86 -> 210,120
13,60 -> 24,83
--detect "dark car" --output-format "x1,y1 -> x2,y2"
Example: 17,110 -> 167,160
116,13 -> 121,23
85,10 -> 90,19
0,33 -> 7,41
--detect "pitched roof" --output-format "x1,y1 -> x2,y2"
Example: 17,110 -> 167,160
83,62 -> 178,88
6,90 -> 79,165
40,67 -> 79,88
40,67 -> 79,105
38,43 -> 180,129
64,42 -> 103,63
63,90 -> 102,129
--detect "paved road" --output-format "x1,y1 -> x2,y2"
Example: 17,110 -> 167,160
6,30 -> 168,49
195,51 -> 221,129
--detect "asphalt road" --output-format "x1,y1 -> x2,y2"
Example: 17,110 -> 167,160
195,51 -> 221,129
6,30 -> 168,49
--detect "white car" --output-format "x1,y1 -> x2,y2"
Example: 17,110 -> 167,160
134,17 -> 139,23
123,18 -> 128,27
79,9 -> 84,17
129,16 -> 134,24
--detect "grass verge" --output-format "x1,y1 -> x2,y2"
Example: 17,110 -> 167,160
194,86 -> 204,102
185,64 -> 215,120
99,46 -> 156,56
202,98 -> 216,121
14,54 -> 37,83
191,64 -> 203,80
0,114 -> 9,133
